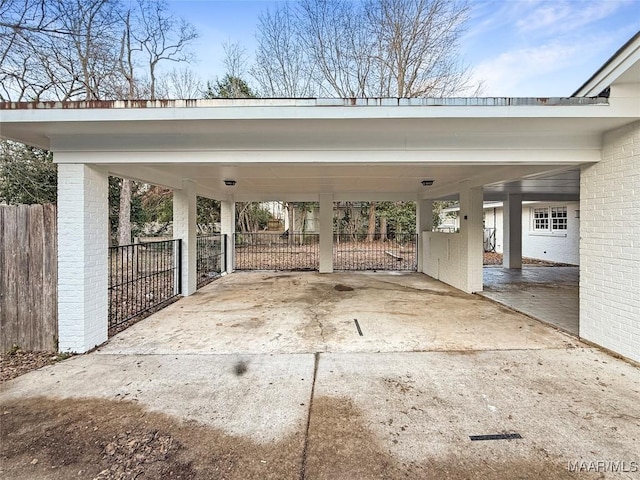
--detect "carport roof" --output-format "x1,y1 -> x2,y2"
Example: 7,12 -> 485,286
1,32 -> 639,201
0,96 -> 635,202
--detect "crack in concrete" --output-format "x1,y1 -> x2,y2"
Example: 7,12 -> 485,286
299,352 -> 320,480
306,289 -> 332,352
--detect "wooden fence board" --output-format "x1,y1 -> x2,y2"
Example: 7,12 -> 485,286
29,205 -> 45,349
16,205 -> 30,349
0,204 -> 57,352
1,206 -> 19,351
42,204 -> 58,349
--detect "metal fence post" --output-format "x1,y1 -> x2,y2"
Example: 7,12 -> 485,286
175,239 -> 182,296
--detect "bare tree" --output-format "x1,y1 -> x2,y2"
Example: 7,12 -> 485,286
52,0 -> 123,100
118,177 -> 133,245
252,2 -> 315,97
1,0 -> 200,249
253,0 -> 478,98
297,0 -> 375,97
365,0 -> 472,97
131,0 -> 198,100
163,67 -> 202,99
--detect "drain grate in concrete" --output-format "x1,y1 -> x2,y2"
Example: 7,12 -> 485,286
354,319 -> 363,336
469,433 -> 522,441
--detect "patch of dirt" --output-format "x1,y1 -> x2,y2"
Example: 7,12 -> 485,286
0,350 -> 69,383
1,395 -> 596,479
484,252 -> 575,267
0,396 -> 303,480
334,284 -> 354,292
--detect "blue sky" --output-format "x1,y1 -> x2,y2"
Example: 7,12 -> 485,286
168,0 -> 640,97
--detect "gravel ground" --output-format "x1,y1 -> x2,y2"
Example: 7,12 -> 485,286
483,252 -> 575,266
0,349 -> 72,383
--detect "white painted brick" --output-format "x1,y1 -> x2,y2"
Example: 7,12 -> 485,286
581,120 -> 640,363
57,164 -> 109,353
173,181 -> 197,296
423,186 -> 483,293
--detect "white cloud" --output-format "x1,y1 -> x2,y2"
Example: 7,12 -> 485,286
515,0 -> 623,35
473,36 -> 612,97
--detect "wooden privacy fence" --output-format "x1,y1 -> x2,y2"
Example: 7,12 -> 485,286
0,204 -> 57,351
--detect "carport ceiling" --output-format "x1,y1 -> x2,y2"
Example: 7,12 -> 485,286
105,162 -> 581,201
483,169 -> 580,201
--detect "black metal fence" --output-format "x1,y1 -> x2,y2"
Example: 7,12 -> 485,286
333,233 -> 418,271
108,239 -> 181,335
197,234 -> 226,288
234,232 -> 320,270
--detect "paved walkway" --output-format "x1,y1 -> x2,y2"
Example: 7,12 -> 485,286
480,266 -> 579,336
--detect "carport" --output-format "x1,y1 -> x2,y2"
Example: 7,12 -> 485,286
0,34 -> 638,363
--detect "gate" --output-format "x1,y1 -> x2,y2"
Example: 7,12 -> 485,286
196,234 -> 226,288
234,232 -> 319,270
333,233 -> 418,271
108,239 -> 181,335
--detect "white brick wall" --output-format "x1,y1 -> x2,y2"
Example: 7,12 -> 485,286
57,164 -> 109,353
423,232 -> 463,288
423,186 -> 483,293
580,120 -> 640,363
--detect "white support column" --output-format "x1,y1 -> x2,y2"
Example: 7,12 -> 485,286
220,199 -> 235,274
57,164 -> 109,353
173,180 -> 197,296
503,194 -> 523,269
459,185 -> 484,293
319,193 -> 334,273
416,198 -> 433,273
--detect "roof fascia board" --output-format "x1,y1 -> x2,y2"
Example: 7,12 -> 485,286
573,32 -> 640,97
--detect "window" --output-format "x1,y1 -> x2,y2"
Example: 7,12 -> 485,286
533,208 -> 549,231
551,206 -> 567,230
532,206 -> 567,233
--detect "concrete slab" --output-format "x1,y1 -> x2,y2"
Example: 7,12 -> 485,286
2,271 -> 638,479
481,267 -> 579,336
2,346 -> 638,478
0,352 -> 314,442
99,272 -> 576,355
307,348 -> 640,479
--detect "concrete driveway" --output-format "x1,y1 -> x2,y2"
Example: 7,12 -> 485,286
1,272 -> 639,479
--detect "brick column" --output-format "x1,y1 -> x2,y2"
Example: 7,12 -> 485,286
416,198 -> 433,273
503,194 -> 523,269
459,185 -> 484,293
57,164 -> 109,353
173,180 -> 197,295
220,199 -> 235,274
319,193 -> 334,273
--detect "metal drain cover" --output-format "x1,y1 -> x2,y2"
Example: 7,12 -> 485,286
469,433 -> 522,441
